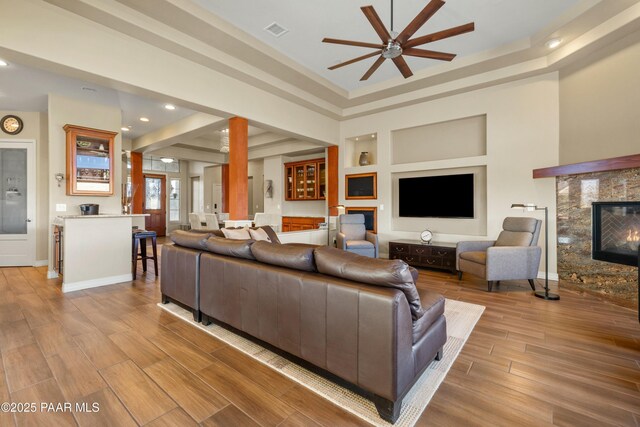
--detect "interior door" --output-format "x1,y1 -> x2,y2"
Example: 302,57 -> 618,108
0,141 -> 36,266
143,174 -> 166,236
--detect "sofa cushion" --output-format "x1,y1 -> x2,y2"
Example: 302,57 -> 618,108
170,230 -> 210,250
458,251 -> 486,265
314,246 -> 425,320
251,241 -> 316,272
413,289 -> 446,343
249,227 -> 272,242
222,227 -> 251,240
205,236 -> 256,260
222,225 -> 280,244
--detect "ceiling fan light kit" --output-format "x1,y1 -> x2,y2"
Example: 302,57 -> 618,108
322,0 -> 474,81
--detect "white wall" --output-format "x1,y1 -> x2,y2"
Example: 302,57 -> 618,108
339,73 -> 560,273
47,94 -> 123,272
248,159 -> 264,215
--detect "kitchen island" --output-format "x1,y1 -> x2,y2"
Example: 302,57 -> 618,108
52,214 -> 147,293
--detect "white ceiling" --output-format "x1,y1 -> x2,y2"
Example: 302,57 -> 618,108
0,62 -> 195,139
194,0 -> 581,91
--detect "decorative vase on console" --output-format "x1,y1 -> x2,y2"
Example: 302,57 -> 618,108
358,151 -> 370,166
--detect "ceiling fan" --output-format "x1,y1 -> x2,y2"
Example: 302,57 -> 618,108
322,0 -> 474,81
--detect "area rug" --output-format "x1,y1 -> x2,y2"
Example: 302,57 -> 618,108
158,299 -> 484,426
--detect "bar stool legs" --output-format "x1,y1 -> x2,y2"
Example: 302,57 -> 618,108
132,231 -> 158,279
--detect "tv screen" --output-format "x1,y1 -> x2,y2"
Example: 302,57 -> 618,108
399,174 -> 474,218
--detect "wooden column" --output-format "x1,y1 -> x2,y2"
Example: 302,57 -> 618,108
131,152 -> 143,214
327,145 -> 339,215
228,117 -> 248,220
221,164 -> 229,213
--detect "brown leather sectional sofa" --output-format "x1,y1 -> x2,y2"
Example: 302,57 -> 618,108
161,229 -> 447,423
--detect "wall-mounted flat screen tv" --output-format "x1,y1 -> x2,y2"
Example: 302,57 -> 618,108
399,173 -> 474,218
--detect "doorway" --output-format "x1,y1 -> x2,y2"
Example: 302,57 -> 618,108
0,141 -> 36,266
143,174 -> 166,236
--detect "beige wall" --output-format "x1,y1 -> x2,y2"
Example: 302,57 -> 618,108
340,73 -> 560,274
560,33 -> 640,163
0,110 -> 49,263
47,94 -> 122,272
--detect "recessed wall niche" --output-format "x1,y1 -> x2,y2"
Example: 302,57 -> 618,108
345,133 -> 377,168
391,115 -> 486,165
392,166 -> 487,236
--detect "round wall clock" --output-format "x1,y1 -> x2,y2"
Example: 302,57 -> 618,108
420,229 -> 433,244
1,115 -> 23,135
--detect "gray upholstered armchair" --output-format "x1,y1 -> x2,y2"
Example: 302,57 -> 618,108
337,214 -> 378,258
456,217 -> 542,292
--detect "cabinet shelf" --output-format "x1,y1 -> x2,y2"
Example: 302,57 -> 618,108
284,158 -> 326,201
64,124 -> 117,196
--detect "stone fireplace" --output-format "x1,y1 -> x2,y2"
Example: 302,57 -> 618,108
556,167 -> 640,308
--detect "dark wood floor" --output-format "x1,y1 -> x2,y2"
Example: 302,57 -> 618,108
0,250 -> 639,426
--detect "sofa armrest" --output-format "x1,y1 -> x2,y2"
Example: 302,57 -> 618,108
456,240 -> 495,270
365,231 -> 379,257
485,246 -> 542,280
337,232 -> 347,250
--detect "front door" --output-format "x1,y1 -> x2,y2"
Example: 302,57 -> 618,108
144,174 -> 166,236
0,141 -> 36,266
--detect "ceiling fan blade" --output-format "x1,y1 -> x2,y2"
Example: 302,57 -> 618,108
322,38 -> 385,49
404,22 -> 475,49
403,47 -> 456,61
361,56 -> 386,81
361,6 -> 391,42
329,51 -> 383,70
396,0 -> 445,45
392,56 -> 413,79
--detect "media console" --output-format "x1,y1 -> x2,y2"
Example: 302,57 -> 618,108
389,240 -> 457,274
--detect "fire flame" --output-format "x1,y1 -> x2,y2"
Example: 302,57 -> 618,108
627,229 -> 640,242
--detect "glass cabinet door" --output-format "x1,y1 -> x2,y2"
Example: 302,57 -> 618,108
295,165 -> 305,199
305,164 -> 316,199
318,161 -> 326,200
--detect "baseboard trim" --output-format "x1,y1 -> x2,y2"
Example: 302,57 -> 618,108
537,271 -> 559,281
62,274 -> 132,293
34,260 -> 48,267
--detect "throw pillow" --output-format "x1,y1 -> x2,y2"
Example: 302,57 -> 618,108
221,227 -> 251,240
249,227 -> 271,242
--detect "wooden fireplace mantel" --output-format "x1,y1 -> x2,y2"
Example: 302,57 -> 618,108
533,153 -> 640,179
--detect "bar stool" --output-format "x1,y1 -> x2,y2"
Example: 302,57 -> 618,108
132,230 -> 158,279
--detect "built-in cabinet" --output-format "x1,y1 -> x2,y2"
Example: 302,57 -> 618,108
281,216 -> 325,232
284,158 -> 325,201
64,124 -> 117,196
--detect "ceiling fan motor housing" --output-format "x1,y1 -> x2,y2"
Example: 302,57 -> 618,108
382,40 -> 403,59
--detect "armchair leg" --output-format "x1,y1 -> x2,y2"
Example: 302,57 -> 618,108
457,271 -> 462,280
528,279 -> 536,291
488,281 -> 494,292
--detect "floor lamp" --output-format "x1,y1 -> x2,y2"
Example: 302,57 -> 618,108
327,205 -> 345,246
511,203 -> 559,300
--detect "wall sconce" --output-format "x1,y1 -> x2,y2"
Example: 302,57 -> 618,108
264,180 -> 273,198
55,173 -> 64,187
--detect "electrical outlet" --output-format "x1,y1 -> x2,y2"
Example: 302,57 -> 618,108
56,204 -> 66,212
380,204 -> 384,211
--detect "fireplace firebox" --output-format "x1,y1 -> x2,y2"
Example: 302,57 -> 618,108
592,201 -> 640,266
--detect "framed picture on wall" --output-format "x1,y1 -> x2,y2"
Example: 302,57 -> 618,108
345,172 -> 377,200
345,206 -> 377,233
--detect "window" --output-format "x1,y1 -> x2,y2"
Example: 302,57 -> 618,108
169,179 -> 180,222
142,155 -> 180,173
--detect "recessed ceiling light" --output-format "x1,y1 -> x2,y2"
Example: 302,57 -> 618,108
164,104 -> 176,110
355,137 -> 359,141
139,117 -> 150,122
545,38 -> 562,49
371,134 -> 375,138
0,59 -> 8,67
121,127 -> 130,132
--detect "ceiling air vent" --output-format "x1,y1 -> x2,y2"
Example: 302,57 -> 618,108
264,22 -> 289,38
